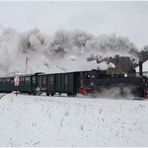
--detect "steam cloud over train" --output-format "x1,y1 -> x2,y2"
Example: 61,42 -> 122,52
0,62 -> 147,99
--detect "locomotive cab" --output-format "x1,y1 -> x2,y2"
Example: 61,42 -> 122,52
79,69 -> 108,95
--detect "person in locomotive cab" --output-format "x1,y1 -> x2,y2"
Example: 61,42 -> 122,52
85,73 -> 90,79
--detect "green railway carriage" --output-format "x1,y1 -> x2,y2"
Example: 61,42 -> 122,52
53,72 -> 80,96
19,75 -> 33,94
0,72 -> 81,96
19,76 -> 32,93
35,74 -> 48,95
18,73 -> 40,95
36,72 -> 81,96
0,74 -> 39,94
0,76 -> 14,93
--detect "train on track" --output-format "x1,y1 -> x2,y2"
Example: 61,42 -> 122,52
0,62 -> 147,99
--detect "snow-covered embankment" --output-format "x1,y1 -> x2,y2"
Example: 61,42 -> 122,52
0,93 -> 148,146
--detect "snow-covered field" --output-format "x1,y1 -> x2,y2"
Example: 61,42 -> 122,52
0,93 -> 148,147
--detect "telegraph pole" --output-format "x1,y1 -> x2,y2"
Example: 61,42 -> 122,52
26,57 -> 28,73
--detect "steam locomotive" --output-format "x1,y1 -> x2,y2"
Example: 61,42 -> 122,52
0,62 -> 147,99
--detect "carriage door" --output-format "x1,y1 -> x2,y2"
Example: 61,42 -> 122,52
41,76 -> 47,91
48,75 -> 55,92
37,76 -> 42,89
31,76 -> 37,91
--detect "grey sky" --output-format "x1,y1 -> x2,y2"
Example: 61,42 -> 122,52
0,1 -> 148,48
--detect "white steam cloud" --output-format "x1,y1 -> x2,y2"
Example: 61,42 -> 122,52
94,86 -> 135,100
0,26 -> 139,76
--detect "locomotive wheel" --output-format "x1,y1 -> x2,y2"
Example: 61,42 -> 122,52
51,92 -> 55,96
72,93 -> 77,97
67,92 -> 76,97
33,91 -> 37,95
46,92 -> 50,96
67,92 -> 72,97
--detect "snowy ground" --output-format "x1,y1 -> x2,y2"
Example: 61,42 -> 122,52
0,93 -> 148,147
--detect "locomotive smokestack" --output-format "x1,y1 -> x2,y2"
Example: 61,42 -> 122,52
139,54 -> 143,77
139,61 -> 143,76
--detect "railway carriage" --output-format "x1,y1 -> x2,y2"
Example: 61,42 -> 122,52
36,72 -> 80,96
18,74 -> 38,94
0,76 -> 14,93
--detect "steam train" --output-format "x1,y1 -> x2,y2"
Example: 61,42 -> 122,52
0,62 -> 148,99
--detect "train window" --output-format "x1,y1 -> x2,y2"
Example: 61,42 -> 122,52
50,76 -> 54,85
6,79 -> 10,82
65,74 -> 68,84
10,78 -> 14,83
42,76 -> 46,86
48,76 -> 50,84
2,79 -> 6,82
37,77 -> 41,88
32,76 -> 36,84
26,77 -> 30,83
0,79 -> 3,82
20,77 -> 25,83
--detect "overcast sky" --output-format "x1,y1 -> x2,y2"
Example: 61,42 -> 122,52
0,1 -> 148,48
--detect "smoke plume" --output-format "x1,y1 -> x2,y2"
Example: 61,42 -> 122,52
0,26 -> 140,75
